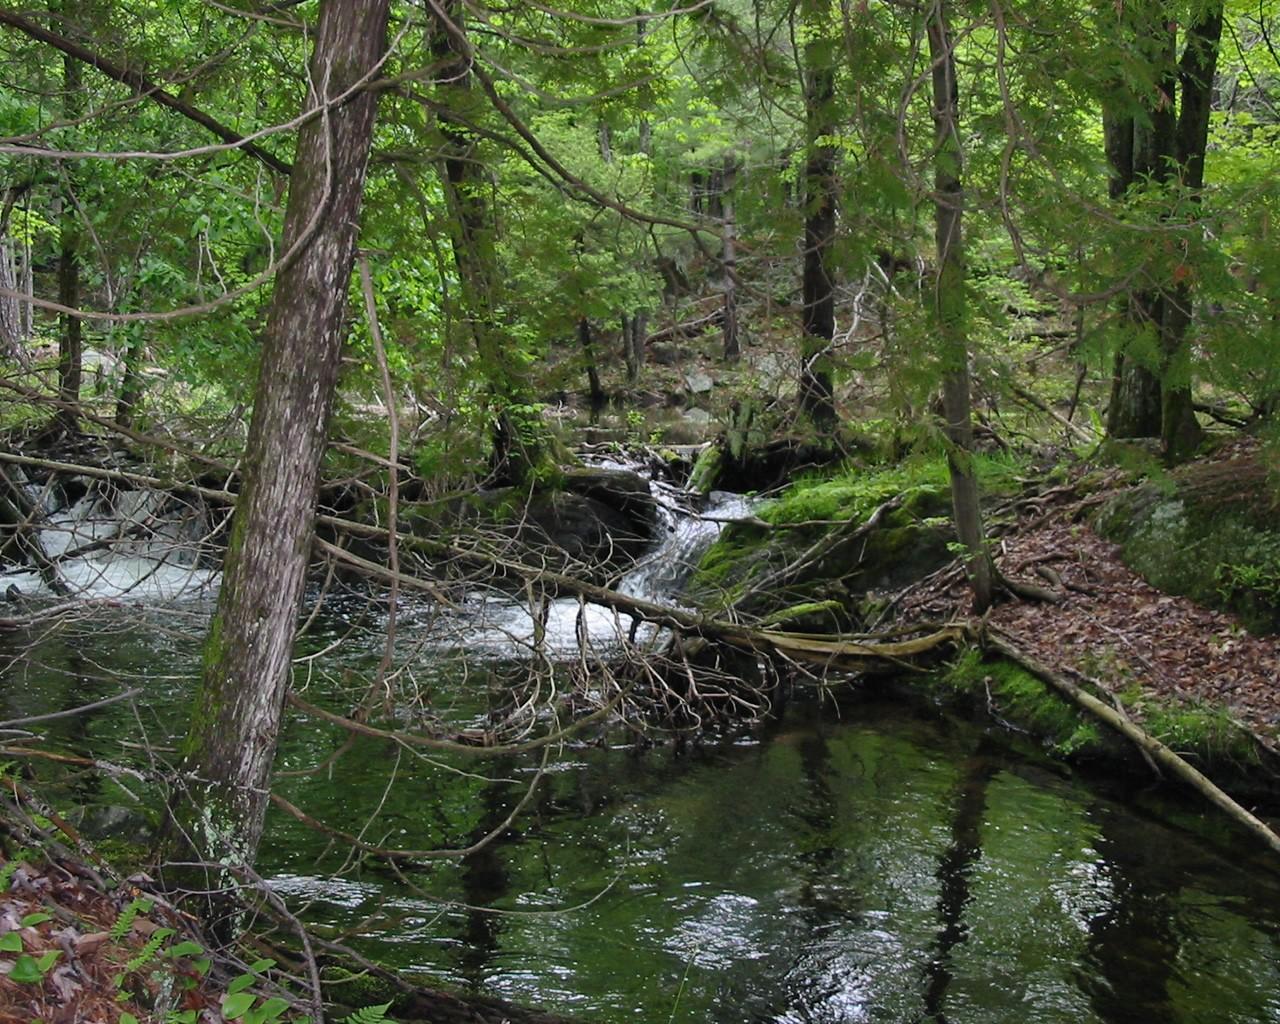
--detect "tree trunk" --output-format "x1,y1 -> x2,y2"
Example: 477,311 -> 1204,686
798,0 -> 837,429
623,311 -> 646,384
927,0 -> 995,613
1160,1 -> 1223,461
432,0 -> 549,486
579,317 -> 606,418
0,239 -> 22,362
167,0 -> 390,891
115,325 -> 145,427
721,157 -> 740,362
56,34 -> 82,435
1103,7 -> 1163,441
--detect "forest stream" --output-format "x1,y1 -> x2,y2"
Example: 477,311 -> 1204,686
2,476 -> 1279,1024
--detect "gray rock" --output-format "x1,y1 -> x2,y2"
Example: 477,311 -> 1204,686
685,370 -> 714,394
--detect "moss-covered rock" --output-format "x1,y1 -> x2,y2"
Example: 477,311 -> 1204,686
1094,452 -> 1280,633
685,454 -> 1021,625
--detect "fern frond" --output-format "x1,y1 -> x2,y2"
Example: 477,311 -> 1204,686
110,897 -> 154,942
342,1003 -> 395,1024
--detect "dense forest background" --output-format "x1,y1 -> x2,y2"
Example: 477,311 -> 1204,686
2,0 -> 1276,466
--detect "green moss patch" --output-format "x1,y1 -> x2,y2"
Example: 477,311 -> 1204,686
686,454 -> 1022,621
940,650 -> 1107,757
937,650 -> 1261,771
1095,453 -> 1280,633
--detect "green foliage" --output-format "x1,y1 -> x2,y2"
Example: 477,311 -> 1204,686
110,897 -> 154,942
759,453 -> 1022,526
0,849 -> 33,891
9,949 -> 60,984
341,1004 -> 396,1024
123,927 -> 175,974
942,651 -> 1104,757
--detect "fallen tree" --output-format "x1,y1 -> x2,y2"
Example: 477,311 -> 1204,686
982,626 -> 1280,858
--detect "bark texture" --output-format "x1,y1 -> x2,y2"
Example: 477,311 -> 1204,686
798,0 -> 837,429
56,19 -> 82,434
171,0 -> 390,878
927,0 -> 994,613
721,156 -> 740,362
1104,2 -> 1220,460
432,0 -> 549,485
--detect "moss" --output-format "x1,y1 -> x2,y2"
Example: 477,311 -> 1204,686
688,444 -> 723,495
1095,455 -> 1280,633
940,650 -> 1106,757
758,452 -> 1021,527
685,524 -> 769,608
939,650 -> 1262,770
93,838 -> 152,875
761,600 -> 847,630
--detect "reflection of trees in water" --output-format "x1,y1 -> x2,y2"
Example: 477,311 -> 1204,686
919,739 -> 1000,1024
1078,806 -> 1181,1024
456,756 -> 517,992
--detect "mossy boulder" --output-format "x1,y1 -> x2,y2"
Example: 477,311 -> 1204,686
685,453 -> 1024,625
1094,452 -> 1280,633
686,476 -> 955,621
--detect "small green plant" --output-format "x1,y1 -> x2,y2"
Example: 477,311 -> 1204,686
110,897 -> 155,941
9,949 -> 60,984
342,1004 -> 395,1024
1214,558 -> 1280,603
0,849 -> 33,890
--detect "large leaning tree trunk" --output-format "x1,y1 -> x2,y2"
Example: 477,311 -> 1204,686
926,0 -> 995,613
165,0 -> 390,888
798,0 -> 838,430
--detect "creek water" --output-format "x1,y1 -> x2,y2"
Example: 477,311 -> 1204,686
1,478 -> 1279,1022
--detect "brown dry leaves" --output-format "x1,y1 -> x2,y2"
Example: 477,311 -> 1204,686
0,856 -> 216,1024
904,497 -> 1280,745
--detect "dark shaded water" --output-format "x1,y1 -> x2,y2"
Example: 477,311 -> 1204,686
3,609 -> 1280,1023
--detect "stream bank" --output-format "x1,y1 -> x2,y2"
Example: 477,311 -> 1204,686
685,438 -> 1280,798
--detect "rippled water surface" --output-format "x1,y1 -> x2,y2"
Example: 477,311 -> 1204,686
4,602 -> 1280,1024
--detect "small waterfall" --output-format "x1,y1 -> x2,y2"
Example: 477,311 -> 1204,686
0,480 -> 218,603
455,467 -> 752,656
618,490 -> 753,605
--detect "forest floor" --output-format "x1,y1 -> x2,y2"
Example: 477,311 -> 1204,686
899,446 -> 1280,755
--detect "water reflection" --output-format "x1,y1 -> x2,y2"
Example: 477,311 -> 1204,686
3,617 -> 1280,1024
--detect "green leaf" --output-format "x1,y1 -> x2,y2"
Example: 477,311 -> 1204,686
193,956 -> 212,976
121,1014 -> 140,1024
248,957 -> 276,973
342,1002 -> 394,1024
222,991 -> 257,1019
228,971 -> 256,994
0,931 -> 22,952
20,913 -> 52,927
10,953 -> 46,983
35,950 -> 60,972
165,940 -> 205,958
255,996 -> 290,1020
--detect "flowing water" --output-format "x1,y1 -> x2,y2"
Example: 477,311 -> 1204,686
2,474 -> 1279,1023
